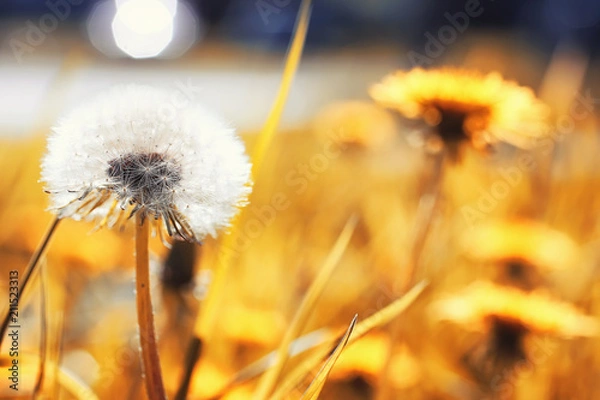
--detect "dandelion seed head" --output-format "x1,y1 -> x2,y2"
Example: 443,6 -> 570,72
41,84 -> 252,242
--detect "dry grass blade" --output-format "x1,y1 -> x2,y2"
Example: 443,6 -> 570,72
252,216 -> 358,400
0,217 -> 61,346
271,281 -> 428,399
207,329 -> 329,399
57,368 -> 100,400
349,280 -> 428,338
194,0 -> 313,345
46,276 -> 67,399
33,262 -> 66,399
300,315 -> 357,400
33,260 -> 48,397
181,3 -> 313,395
251,0 -> 313,175
0,353 -> 99,400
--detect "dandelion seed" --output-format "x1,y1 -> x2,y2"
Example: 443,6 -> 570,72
41,84 -> 252,243
370,68 -> 550,161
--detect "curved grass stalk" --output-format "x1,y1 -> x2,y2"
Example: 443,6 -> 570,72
206,329 -> 330,399
195,0 -> 313,343
252,216 -> 357,400
0,217 -> 61,346
250,0 -> 313,176
0,48 -> 86,349
300,315 -> 357,400
33,259 -> 49,397
57,367 -> 100,400
178,2 -> 313,398
1,352 -> 99,400
271,281 -> 428,400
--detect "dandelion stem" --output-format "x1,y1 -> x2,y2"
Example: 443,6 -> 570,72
0,216 -> 60,347
375,151 -> 446,400
135,215 -> 166,400
408,151 -> 446,281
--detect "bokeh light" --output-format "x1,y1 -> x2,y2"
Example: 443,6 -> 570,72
111,0 -> 175,59
87,0 -> 200,59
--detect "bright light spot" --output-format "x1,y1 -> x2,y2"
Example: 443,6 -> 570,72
88,0 -> 198,59
164,0 -> 203,58
87,0 -> 121,57
112,0 -> 175,59
115,0 -> 178,16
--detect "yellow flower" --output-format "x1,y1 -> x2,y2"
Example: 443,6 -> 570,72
460,220 -> 579,272
329,333 -> 389,382
432,281 -> 598,382
431,281 -> 599,337
221,305 -> 285,347
312,101 -> 398,151
329,333 -> 421,390
370,68 -> 549,158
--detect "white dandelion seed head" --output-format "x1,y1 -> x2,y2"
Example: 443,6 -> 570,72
41,84 -> 252,241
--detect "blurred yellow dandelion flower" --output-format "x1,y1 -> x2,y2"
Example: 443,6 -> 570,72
330,333 -> 389,382
189,360 -> 231,398
329,333 -> 421,389
370,68 -> 549,158
461,220 -> 579,271
221,305 -> 286,347
388,344 -> 422,389
312,101 -> 398,151
432,281 -> 599,337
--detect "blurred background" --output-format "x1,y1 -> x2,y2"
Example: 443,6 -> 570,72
0,0 -> 599,137
2,1 -> 600,399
